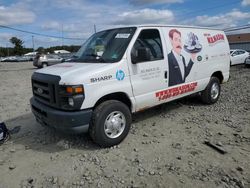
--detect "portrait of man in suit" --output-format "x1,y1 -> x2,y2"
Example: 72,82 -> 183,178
168,29 -> 196,87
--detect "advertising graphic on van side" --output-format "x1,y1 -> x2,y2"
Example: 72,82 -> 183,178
156,82 -> 198,101
167,29 -> 202,87
205,33 -> 225,45
116,70 -> 125,81
184,32 -> 202,53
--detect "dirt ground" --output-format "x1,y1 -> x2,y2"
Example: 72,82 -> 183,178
0,62 -> 249,188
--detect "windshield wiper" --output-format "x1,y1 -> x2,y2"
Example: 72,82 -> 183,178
85,53 -> 106,62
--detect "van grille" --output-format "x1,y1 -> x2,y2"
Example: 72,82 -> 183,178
32,73 -> 60,108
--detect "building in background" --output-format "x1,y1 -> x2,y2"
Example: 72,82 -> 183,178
227,33 -> 250,52
24,52 -> 37,56
54,50 -> 70,54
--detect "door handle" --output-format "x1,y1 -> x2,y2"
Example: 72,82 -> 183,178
164,71 -> 168,79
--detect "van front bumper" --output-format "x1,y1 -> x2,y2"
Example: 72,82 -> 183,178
30,97 -> 92,134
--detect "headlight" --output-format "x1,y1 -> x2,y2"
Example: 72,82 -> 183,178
59,85 -> 84,110
68,98 -> 74,106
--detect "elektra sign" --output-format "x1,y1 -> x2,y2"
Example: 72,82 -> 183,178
206,33 -> 225,45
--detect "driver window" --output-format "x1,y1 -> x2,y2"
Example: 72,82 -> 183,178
233,51 -> 239,56
131,29 -> 163,63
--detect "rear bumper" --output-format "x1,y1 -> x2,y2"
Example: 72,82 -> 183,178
30,97 -> 92,134
33,60 -> 39,67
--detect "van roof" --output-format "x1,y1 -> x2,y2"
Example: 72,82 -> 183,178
107,25 -> 224,32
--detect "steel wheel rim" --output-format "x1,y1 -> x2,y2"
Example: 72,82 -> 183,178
104,111 -> 126,139
211,83 -> 219,100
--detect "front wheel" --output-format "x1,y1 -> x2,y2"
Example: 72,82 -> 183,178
89,100 -> 132,147
201,77 -> 221,104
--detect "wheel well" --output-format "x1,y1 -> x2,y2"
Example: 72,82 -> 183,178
94,92 -> 132,111
211,71 -> 223,83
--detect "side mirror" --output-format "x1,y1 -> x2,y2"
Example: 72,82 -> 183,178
132,47 -> 151,64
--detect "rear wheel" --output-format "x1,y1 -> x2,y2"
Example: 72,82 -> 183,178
201,77 -> 221,104
244,58 -> 250,67
42,62 -> 48,68
89,100 -> 132,147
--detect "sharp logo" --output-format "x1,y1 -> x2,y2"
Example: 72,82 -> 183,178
37,88 -> 43,94
90,75 -> 112,83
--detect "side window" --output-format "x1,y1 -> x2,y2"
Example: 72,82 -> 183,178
238,50 -> 245,55
131,29 -> 163,63
233,51 -> 239,56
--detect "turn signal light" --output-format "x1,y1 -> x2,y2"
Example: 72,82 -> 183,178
66,87 -> 73,93
66,86 -> 84,94
75,87 -> 83,93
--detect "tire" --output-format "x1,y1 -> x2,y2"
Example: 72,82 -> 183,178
42,63 -> 48,68
245,58 -> 250,67
201,77 -> 221,104
89,100 -> 132,147
244,58 -> 247,64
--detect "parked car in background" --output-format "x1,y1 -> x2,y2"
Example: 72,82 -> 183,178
33,54 -> 64,68
16,56 -> 31,62
1,56 -> 18,62
24,55 -> 36,61
230,49 -> 249,65
24,52 -> 37,61
0,56 -> 33,62
245,57 -> 250,68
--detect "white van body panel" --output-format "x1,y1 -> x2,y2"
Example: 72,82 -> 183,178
126,27 -> 170,111
35,25 -> 230,113
126,26 -> 230,111
36,60 -> 136,111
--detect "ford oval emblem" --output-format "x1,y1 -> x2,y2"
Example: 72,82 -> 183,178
37,88 -> 43,94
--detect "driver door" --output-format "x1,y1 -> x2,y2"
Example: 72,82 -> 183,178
127,28 -> 168,111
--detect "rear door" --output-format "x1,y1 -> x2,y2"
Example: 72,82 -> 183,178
126,28 -> 169,111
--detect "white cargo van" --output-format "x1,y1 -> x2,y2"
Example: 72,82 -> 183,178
30,25 -> 230,147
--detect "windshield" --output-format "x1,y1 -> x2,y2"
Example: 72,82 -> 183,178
71,27 -> 136,63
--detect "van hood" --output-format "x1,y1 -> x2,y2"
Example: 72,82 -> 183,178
35,62 -> 111,84
36,62 -> 109,76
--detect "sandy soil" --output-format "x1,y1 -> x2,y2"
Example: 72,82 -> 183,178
0,62 -> 249,188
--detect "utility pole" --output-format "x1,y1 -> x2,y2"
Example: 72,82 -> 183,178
62,24 -> 64,48
6,43 -> 9,56
94,24 -> 96,33
32,35 -> 34,52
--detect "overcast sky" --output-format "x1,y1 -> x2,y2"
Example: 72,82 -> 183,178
0,0 -> 250,48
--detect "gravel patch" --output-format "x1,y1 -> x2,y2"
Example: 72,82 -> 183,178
0,62 -> 249,188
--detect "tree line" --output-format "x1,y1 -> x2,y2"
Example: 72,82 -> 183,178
0,37 -> 81,57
